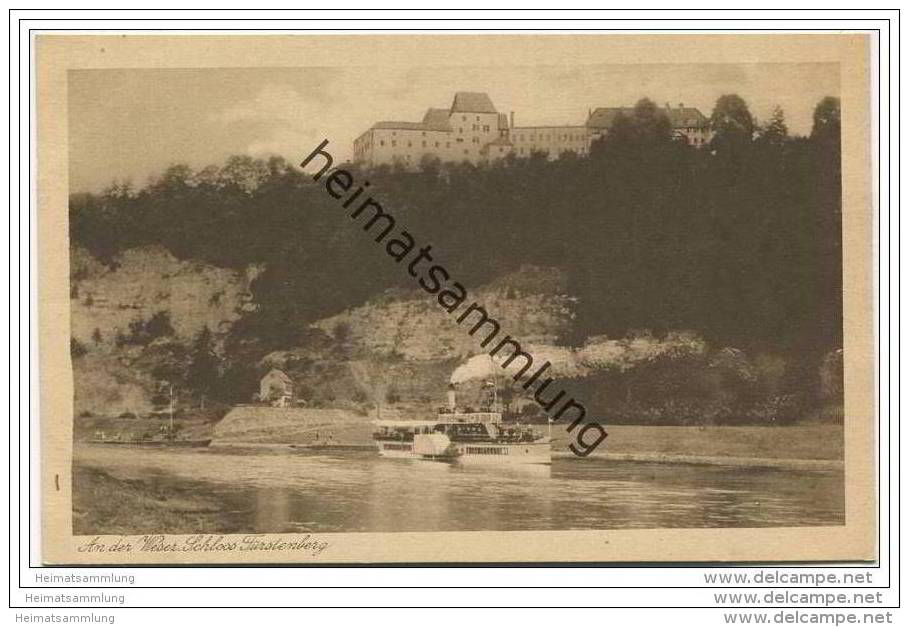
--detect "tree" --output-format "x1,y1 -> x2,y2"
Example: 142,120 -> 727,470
214,361 -> 257,404
603,98 -> 673,147
758,106 -> 789,146
185,326 -> 220,408
709,94 -> 755,145
418,154 -> 442,176
149,164 -> 194,194
102,179 -> 134,200
147,311 -> 174,337
217,155 -> 270,193
810,96 -> 841,146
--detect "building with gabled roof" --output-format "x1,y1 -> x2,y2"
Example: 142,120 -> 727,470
353,91 -> 511,168
259,368 -> 295,407
587,103 -> 712,147
352,94 -> 712,169
450,91 -> 498,114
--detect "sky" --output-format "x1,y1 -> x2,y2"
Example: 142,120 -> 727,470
68,63 -> 840,193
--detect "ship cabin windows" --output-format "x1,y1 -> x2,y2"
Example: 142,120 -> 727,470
465,446 -> 508,455
440,422 -> 491,441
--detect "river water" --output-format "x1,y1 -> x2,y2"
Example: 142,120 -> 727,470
74,444 -> 844,533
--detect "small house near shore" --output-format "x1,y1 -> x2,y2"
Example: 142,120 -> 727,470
259,368 -> 295,407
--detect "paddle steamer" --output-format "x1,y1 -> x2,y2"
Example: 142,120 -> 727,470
372,383 -> 551,465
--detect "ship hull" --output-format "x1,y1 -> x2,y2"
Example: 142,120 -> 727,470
375,440 -> 551,465
455,442 -> 551,465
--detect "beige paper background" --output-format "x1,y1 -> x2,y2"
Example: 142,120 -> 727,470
37,33 -> 876,564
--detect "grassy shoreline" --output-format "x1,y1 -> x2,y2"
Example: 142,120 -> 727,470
72,465 -> 252,536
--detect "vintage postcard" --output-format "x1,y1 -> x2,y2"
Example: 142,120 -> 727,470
38,34 -> 876,564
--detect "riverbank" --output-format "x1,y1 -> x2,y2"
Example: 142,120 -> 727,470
74,415 -> 215,443
76,409 -> 844,470
214,421 -> 844,468
551,423 -> 843,467
72,465 -> 252,535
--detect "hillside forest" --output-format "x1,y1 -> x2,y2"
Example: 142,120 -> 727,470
68,95 -> 845,426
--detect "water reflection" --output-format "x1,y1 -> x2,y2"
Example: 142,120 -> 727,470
74,444 -> 844,533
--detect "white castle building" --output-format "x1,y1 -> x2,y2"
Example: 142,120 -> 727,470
352,92 -> 712,169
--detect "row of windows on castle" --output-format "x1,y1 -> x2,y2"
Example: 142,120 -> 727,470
355,145 -> 589,164
512,130 -> 588,143
370,136 -> 487,149
353,123 -> 711,161
353,129 -> 709,162
354,139 -> 590,164
355,129 -> 590,155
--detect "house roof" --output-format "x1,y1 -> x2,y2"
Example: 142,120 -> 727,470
586,105 -> 709,130
450,91 -> 498,114
262,368 -> 293,384
666,107 -> 709,128
586,107 -> 630,129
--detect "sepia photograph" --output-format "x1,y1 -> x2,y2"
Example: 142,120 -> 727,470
35,34 -> 876,564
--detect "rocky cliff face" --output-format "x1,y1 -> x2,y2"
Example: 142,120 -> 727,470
70,245 -> 261,416
310,265 -> 574,361
69,247 -> 716,421
256,265 -> 575,409
70,244 -> 261,346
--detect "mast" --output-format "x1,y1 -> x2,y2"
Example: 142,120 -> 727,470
168,383 -> 174,435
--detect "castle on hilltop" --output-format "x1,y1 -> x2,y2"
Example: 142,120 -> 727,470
352,91 -> 712,169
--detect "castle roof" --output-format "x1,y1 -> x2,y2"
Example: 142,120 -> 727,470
371,107 -> 455,133
450,91 -> 498,114
497,113 -> 509,130
372,120 -> 427,131
422,108 -> 453,131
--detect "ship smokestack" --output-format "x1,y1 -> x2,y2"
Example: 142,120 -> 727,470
447,383 -> 457,411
